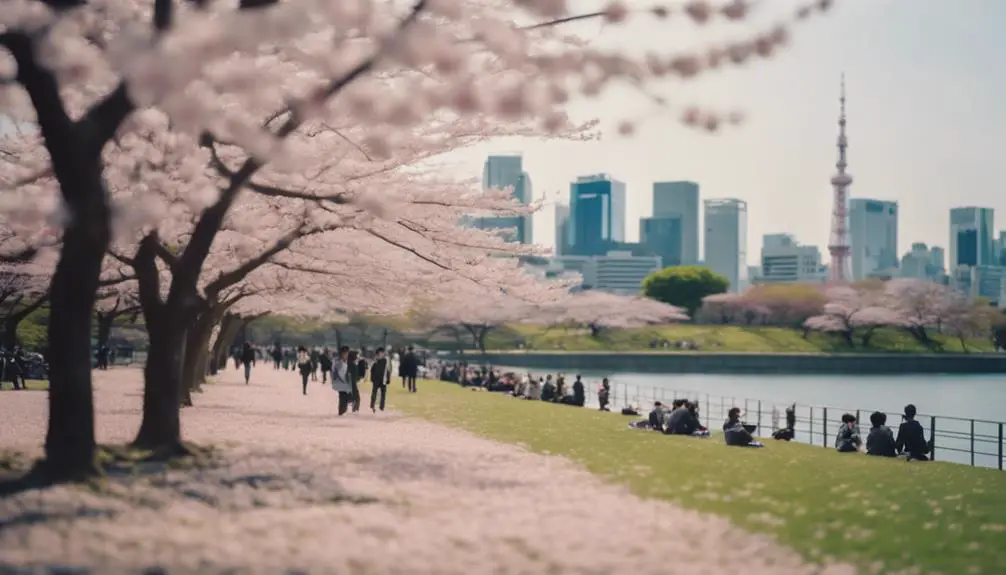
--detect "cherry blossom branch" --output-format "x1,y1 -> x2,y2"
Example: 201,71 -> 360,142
205,231 -> 299,298
182,0 -> 430,282
365,228 -> 453,273
201,133 -> 352,203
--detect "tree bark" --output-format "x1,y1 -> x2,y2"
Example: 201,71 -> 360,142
208,313 -> 240,375
182,306 -> 222,395
134,321 -> 186,451
131,236 -> 188,453
44,226 -> 107,478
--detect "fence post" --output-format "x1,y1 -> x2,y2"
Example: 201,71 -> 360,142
757,400 -> 763,436
999,423 -> 1003,471
809,407 -> 814,445
823,407 -> 828,447
930,416 -> 937,461
970,419 -> 976,467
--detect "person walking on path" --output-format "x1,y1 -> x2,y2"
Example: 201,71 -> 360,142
310,348 -> 320,381
318,347 -> 332,384
240,342 -> 256,385
403,346 -> 419,393
297,346 -> 313,395
369,347 -> 391,412
397,348 -> 407,389
331,346 -> 353,415
347,349 -> 362,412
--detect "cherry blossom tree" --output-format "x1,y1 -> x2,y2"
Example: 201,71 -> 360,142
696,292 -> 748,324
936,293 -> 1003,353
2,0 -> 836,477
883,278 -> 958,346
422,266 -> 573,351
744,283 -> 825,327
537,290 -> 688,337
804,284 -> 903,347
696,284 -> 824,327
0,255 -> 51,348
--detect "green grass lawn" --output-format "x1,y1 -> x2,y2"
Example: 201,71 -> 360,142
0,379 -> 47,391
390,380 -> 1006,574
480,324 -> 995,354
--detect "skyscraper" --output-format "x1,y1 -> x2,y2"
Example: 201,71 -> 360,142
554,204 -> 570,255
652,181 -> 699,265
949,207 -> 995,269
849,199 -> 898,280
569,174 -> 626,256
477,154 -> 533,244
640,216 -> 682,267
703,199 -> 748,292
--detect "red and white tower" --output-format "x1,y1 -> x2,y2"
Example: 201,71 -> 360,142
828,74 -> 852,283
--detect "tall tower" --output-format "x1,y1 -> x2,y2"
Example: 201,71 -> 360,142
828,74 -> 852,283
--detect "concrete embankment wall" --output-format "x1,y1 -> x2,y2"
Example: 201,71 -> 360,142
448,351 -> 1006,375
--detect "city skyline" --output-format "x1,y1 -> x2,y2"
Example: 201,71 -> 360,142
434,0 -> 1005,265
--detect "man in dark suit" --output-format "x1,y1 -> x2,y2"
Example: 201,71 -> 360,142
369,348 -> 391,412
895,404 -> 931,461
403,346 -> 419,393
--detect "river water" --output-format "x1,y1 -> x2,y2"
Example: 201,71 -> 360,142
523,370 -> 1006,469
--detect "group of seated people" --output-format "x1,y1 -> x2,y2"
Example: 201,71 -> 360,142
834,403 -> 933,460
629,399 -> 715,438
630,399 -> 933,457
439,363 -> 591,407
510,373 -> 587,407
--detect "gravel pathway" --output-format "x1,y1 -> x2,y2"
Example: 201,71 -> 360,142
0,366 -> 856,574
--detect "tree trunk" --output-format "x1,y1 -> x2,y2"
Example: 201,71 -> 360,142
218,319 -> 245,369
131,237 -> 189,454
208,313 -> 240,375
133,321 -> 185,451
182,309 -> 218,395
44,221 -> 106,479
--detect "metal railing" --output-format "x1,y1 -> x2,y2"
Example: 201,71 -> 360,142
568,381 -> 1005,470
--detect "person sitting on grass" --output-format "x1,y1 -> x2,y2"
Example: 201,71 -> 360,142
896,404 -> 932,461
866,411 -> 897,457
835,413 -> 863,453
541,375 -> 556,402
513,373 -> 528,398
571,375 -> 586,407
647,401 -> 668,431
687,400 -> 710,436
771,404 -> 797,441
527,377 -> 542,401
723,407 -> 763,447
665,400 -> 703,436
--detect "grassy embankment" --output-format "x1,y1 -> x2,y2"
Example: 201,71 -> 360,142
390,380 -> 1006,574
480,324 -> 996,354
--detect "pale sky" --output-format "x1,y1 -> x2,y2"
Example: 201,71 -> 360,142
438,0 -> 1006,264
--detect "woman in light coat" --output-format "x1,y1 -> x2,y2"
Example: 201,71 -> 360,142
331,346 -> 353,415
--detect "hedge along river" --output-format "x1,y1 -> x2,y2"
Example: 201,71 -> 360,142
504,369 -> 1006,468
